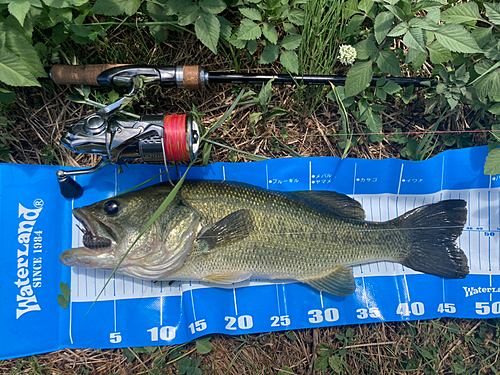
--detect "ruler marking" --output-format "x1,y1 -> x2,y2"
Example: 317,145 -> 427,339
320,291 -> 324,309
397,164 -> 404,195
309,161 -> 312,191
266,165 -> 269,189
276,284 -> 281,316
441,155 -> 445,191
233,288 -> 238,316
353,163 -> 357,195
489,191 -> 492,272
190,288 -> 197,321
69,297 -> 73,344
403,274 -> 410,302
114,299 -> 117,332
160,296 -> 164,326
223,165 -> 226,181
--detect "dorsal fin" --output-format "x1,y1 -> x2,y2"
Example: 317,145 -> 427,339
287,191 -> 365,220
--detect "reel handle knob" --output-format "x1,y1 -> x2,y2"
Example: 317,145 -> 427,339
57,170 -> 83,199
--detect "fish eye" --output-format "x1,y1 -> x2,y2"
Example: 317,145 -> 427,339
103,200 -> 120,215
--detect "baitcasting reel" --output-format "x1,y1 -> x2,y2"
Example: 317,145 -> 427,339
57,87 -> 200,199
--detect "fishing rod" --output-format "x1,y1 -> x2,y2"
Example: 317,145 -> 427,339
50,64 -> 434,89
52,64 -> 435,199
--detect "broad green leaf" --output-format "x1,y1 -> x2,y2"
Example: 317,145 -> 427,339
414,0 -> 444,11
343,0 -> 360,19
195,10 -> 220,54
5,32 -> 45,77
489,105 -> 500,116
200,0 -> 226,14
262,22 -> 278,44
196,337 -> 212,354
376,50 -> 401,76
388,22 -> 407,37
491,126 -> 500,151
8,0 -> 33,26
0,88 -> 15,103
485,148 -> 500,175
474,60 -> 495,76
427,40 -> 452,64
164,0 -> 186,16
345,61 -> 373,98
280,34 -> 302,51
485,3 -> 500,26
60,282 -> 70,300
354,38 -> 377,60
403,28 -> 426,53
247,39 -> 258,54
42,0 -> 72,7
178,4 -> 199,26
473,65 -> 500,101
239,7 -> 261,21
0,49 -> 40,86
359,0 -> 374,14
258,79 -> 274,109
441,2 -> 481,24
288,8 -> 305,26
384,4 -> 405,21
57,295 -> 69,309
404,47 -> 422,64
472,27 -> 492,49
345,15 -> 365,36
218,16 -> 232,40
283,22 -> 297,35
229,33 -> 246,49
409,17 -> 435,29
260,44 -> 279,64
49,7 -> 74,24
434,24 -> 482,54
280,50 -> 299,74
0,24 -> 5,50
426,8 -> 440,24
383,80 -> 401,94
92,0 -> 141,16
483,38 -> 500,60
238,19 -> 261,40
412,50 -> 427,70
374,11 -> 394,44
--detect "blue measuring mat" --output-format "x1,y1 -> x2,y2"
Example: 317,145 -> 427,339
1,146 -> 499,360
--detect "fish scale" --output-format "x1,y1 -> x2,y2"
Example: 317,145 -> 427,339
60,180 -> 470,296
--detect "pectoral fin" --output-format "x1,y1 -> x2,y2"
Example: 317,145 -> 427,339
301,266 -> 356,296
202,271 -> 252,284
196,209 -> 254,252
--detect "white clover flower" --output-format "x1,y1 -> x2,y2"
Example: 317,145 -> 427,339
338,44 -> 357,65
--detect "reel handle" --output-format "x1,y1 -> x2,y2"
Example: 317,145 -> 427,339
50,64 -> 128,86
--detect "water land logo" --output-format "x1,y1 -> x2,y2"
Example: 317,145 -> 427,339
15,199 -> 44,319
463,286 -> 500,298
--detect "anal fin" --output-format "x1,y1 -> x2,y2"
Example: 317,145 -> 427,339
301,266 -> 355,296
202,271 -> 252,284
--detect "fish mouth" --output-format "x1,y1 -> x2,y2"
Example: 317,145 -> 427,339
59,208 -> 119,268
74,208 -> 117,251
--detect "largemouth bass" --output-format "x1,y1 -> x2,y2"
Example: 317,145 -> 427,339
60,181 -> 469,296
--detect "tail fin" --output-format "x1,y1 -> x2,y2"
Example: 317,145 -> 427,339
395,199 -> 469,279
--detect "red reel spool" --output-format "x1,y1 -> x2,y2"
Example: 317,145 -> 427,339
163,114 -> 199,162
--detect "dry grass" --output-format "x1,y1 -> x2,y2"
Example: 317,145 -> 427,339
0,26 -> 494,375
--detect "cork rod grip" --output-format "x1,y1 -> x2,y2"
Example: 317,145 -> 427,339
50,64 -> 127,85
